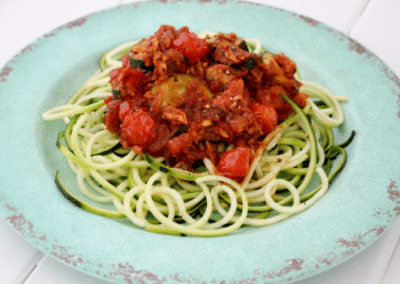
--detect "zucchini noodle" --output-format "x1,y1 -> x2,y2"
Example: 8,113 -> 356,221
43,33 -> 353,237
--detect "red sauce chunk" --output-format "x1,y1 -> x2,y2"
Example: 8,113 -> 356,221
171,31 -> 210,62
217,147 -> 252,178
103,25 -> 306,179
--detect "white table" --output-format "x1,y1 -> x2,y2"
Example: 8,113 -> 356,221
1,0 -> 399,283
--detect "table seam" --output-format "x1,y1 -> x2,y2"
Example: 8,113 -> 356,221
10,250 -> 46,284
344,0 -> 373,35
380,232 -> 400,284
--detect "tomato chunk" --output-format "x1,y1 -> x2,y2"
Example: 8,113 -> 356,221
147,124 -> 170,154
119,99 -> 150,122
167,133 -> 193,156
292,92 -> 309,109
171,32 -> 210,61
121,54 -> 130,68
217,147 -> 251,178
110,67 -> 144,97
119,100 -> 133,122
103,99 -> 121,134
121,110 -> 156,147
256,85 -> 288,111
251,103 -> 278,135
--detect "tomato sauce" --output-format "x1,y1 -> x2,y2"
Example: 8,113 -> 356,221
104,25 -> 306,178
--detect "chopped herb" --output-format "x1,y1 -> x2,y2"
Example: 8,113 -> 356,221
245,57 -> 257,69
112,89 -> 121,99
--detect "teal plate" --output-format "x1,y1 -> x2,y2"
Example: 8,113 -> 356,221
1,1 -> 400,283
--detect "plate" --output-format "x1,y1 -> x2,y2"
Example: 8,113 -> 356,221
1,1 -> 400,283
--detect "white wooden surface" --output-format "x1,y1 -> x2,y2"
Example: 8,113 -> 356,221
1,0 -> 399,283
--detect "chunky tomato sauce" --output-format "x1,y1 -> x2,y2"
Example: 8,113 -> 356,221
104,25 -> 307,178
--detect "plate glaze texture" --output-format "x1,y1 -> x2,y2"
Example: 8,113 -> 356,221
1,1 -> 400,283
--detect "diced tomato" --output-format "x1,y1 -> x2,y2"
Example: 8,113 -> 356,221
256,86 -> 302,122
120,110 -> 156,147
292,92 -> 309,109
119,100 -> 133,122
121,54 -> 130,68
274,52 -> 297,76
119,99 -> 150,122
167,133 -> 193,156
104,95 -> 114,104
109,68 -> 121,90
256,85 -> 288,111
110,67 -> 144,97
171,32 -> 210,62
217,147 -> 251,178
251,103 -> 278,135
120,68 -> 144,94
276,108 -> 293,122
274,92 -> 309,122
110,68 -> 120,81
147,124 -> 170,154
103,99 -> 122,134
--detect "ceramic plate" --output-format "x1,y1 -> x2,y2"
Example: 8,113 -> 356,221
1,1 -> 399,283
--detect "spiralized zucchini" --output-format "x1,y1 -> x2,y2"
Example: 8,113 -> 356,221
43,34 -> 352,237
